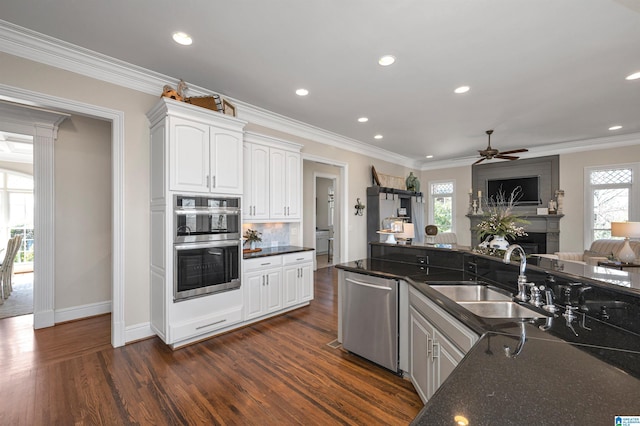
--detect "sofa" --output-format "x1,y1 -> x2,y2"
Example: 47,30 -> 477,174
540,239 -> 640,265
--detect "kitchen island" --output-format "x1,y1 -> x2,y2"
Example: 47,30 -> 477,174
336,243 -> 640,425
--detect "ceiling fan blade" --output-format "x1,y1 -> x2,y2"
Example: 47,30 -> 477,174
473,157 -> 486,165
496,154 -> 520,160
499,148 -> 528,155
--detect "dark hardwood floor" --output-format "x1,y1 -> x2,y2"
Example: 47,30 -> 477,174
0,267 -> 422,425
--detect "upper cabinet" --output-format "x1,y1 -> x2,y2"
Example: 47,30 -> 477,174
244,132 -> 302,222
147,97 -> 247,196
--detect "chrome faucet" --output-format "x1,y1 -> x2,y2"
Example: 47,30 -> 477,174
503,244 -> 529,301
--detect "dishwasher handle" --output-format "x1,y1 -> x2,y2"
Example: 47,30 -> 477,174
345,277 -> 393,291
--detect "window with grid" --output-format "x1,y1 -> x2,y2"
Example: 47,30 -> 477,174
429,180 -> 455,233
0,171 -> 34,266
585,164 -> 638,245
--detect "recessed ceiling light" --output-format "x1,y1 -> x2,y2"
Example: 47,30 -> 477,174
454,86 -> 470,94
425,155 -> 434,159
358,117 -> 369,123
609,125 -> 623,131
295,88 -> 309,96
374,134 -> 383,140
378,55 -> 396,66
172,32 -> 193,46
625,71 -> 640,80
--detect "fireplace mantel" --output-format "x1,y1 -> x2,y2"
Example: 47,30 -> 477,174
468,214 -> 563,254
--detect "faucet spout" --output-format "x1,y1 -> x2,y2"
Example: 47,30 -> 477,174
503,244 -> 529,301
503,244 -> 527,276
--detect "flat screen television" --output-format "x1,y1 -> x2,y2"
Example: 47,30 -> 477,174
487,176 -> 540,205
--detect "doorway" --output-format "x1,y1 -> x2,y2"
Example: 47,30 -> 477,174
315,175 -> 337,268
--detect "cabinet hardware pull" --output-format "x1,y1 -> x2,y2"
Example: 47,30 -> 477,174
427,337 -> 432,357
432,342 -> 439,361
266,275 -> 269,285
206,174 -> 210,188
261,263 -> 270,266
345,278 -> 393,291
196,319 -> 226,330
212,175 -> 216,188
262,276 -> 265,286
296,258 -> 304,261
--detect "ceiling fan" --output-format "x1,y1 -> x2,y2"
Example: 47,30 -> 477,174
473,130 -> 528,165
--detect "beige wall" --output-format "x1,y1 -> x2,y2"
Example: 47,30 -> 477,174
54,115 -> 111,309
3,49 -> 638,331
559,144 -> 640,252
2,51 -> 157,326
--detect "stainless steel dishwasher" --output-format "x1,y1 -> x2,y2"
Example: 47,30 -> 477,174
342,271 -> 399,373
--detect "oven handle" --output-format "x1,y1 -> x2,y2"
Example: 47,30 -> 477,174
175,208 -> 241,215
174,241 -> 240,251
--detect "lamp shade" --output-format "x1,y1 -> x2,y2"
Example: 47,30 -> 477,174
611,222 -> 640,238
399,223 -> 415,240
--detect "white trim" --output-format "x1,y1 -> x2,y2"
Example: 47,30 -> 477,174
125,322 -> 156,344
313,172 -> 339,268
303,153 -> 349,263
0,83 -> 126,348
54,300 -> 111,324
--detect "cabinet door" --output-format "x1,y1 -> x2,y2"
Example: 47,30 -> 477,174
210,129 -> 242,194
433,329 -> 464,390
242,143 -> 253,217
269,148 -> 287,218
265,270 -> 283,314
284,150 -> 301,218
169,117 -> 210,193
299,263 -> 314,302
409,306 -> 434,404
244,272 -> 265,320
283,266 -> 299,308
251,144 -> 270,219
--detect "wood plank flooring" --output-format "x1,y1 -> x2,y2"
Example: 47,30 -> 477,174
0,267 -> 423,425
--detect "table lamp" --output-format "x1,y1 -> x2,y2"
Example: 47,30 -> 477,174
397,223 -> 415,245
611,221 -> 640,263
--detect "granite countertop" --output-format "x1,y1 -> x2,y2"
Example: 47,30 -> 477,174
242,245 -> 314,260
336,259 -> 640,424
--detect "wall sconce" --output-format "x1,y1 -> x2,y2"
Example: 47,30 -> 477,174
354,198 -> 365,216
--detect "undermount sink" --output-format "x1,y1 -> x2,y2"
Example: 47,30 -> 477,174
457,301 -> 548,318
430,285 -> 512,302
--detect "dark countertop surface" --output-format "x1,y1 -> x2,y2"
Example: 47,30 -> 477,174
336,257 -> 640,425
242,245 -> 313,260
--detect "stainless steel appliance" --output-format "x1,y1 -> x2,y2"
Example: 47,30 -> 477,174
342,271 -> 399,373
173,195 -> 241,301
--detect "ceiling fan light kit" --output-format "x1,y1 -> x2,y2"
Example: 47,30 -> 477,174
473,130 -> 528,165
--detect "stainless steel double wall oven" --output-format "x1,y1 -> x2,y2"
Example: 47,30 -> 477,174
173,195 -> 241,301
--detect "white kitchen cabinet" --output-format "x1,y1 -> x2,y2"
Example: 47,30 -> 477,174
244,268 -> 283,320
270,148 -> 301,219
243,132 -> 302,222
150,97 -> 245,195
282,251 -> 314,307
243,142 -> 270,219
408,286 -> 478,404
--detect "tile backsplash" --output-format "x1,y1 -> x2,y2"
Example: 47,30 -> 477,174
242,222 -> 293,248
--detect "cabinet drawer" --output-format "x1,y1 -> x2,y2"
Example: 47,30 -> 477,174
282,251 -> 313,265
243,255 -> 283,272
170,306 -> 242,343
409,287 -> 478,353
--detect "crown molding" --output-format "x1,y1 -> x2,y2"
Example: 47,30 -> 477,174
420,132 -> 640,171
0,19 -> 420,169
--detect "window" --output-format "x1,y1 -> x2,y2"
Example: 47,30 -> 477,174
429,180 -> 455,233
585,164 -> 639,245
0,171 -> 34,266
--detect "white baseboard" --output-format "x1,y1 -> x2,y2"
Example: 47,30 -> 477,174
125,322 -> 156,344
54,300 -> 111,324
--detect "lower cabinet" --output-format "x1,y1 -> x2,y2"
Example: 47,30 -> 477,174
409,286 -> 479,403
244,268 -> 283,320
243,251 -> 314,321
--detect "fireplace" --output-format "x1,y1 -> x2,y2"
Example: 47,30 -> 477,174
469,214 -> 562,254
510,232 -> 547,255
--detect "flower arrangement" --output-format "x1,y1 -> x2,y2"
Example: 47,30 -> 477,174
243,228 -> 262,245
476,188 -> 529,240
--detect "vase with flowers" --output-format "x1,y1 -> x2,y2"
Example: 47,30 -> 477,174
243,228 -> 262,251
476,188 -> 528,251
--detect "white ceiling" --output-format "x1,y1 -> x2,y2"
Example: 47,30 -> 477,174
1,0 -> 639,167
